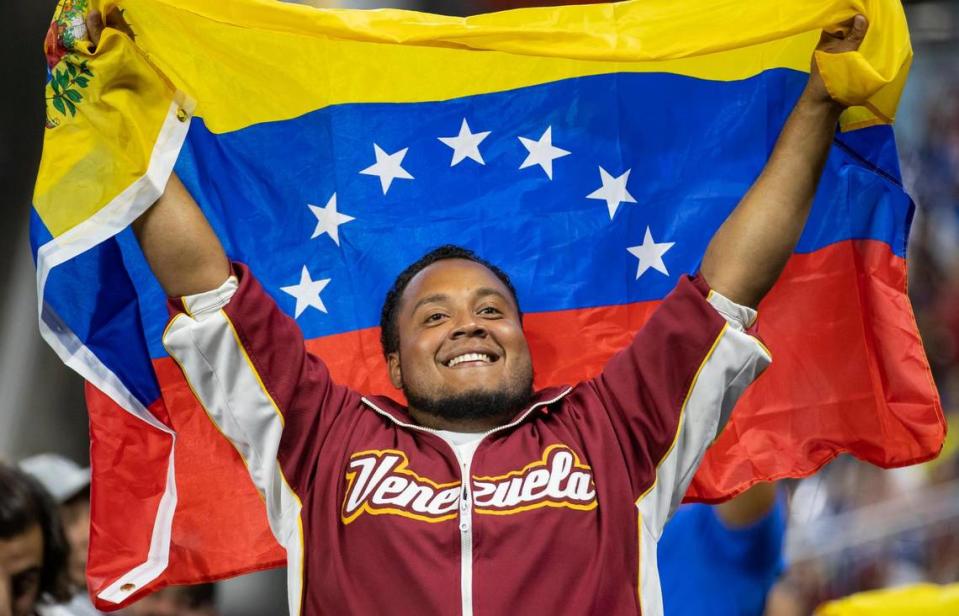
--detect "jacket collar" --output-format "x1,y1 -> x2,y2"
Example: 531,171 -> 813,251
361,385 -> 573,433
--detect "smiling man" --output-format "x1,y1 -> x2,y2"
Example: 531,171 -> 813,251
87,10 -> 866,616
380,248 -> 534,432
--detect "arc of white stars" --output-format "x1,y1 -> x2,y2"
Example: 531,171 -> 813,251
360,144 -> 413,195
627,227 -> 675,280
281,266 -> 331,318
587,167 -> 637,220
438,118 -> 491,166
518,126 -> 570,180
308,193 -> 354,246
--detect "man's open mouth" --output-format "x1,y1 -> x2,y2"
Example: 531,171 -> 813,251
445,352 -> 498,368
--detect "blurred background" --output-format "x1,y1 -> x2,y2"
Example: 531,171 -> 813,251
1,0 -> 957,614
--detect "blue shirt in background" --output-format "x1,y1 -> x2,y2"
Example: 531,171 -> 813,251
658,495 -> 786,616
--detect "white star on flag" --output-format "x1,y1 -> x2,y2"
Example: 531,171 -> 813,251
587,167 -> 637,219
438,119 -> 491,166
281,266 -> 331,318
627,227 -> 675,280
360,144 -> 413,194
308,193 -> 355,246
518,126 -> 570,180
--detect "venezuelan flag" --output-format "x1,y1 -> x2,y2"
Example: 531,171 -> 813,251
32,0 -> 943,608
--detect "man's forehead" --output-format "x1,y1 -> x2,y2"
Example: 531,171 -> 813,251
403,259 -> 511,303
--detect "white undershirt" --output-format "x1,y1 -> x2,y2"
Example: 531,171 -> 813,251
436,430 -> 486,467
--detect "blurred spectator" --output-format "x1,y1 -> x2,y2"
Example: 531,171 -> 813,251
18,455 -> 101,616
8,451 -> 220,616
0,462 -> 71,616
121,585 -> 218,616
659,483 -> 786,615
19,456 -> 90,593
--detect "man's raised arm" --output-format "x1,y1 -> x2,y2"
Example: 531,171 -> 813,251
87,10 -> 230,297
131,173 -> 231,296
700,15 -> 868,308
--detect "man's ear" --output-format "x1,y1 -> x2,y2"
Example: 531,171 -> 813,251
387,352 -> 403,389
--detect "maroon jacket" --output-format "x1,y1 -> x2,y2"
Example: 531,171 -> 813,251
163,263 -> 770,615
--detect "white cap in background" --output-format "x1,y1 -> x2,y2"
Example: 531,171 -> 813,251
19,453 -> 90,504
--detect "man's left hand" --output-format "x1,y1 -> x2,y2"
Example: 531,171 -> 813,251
806,14 -> 869,106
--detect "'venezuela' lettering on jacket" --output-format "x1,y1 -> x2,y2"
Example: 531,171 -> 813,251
341,444 -> 597,523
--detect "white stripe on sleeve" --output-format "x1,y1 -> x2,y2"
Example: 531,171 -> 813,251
162,308 -> 304,616
636,318 -> 770,614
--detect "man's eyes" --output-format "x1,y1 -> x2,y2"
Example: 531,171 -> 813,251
420,306 -> 502,324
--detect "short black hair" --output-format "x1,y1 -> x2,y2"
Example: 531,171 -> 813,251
379,245 -> 522,357
0,462 -> 71,604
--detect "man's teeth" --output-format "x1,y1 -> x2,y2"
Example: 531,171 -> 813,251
447,353 -> 493,367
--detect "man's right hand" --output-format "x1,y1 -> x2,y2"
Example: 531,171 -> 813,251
84,7 -> 231,298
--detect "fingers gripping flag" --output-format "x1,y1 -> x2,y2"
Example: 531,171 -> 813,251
33,0 -> 942,609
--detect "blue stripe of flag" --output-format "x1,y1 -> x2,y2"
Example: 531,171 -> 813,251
172,69 -> 910,338
41,68 -> 913,395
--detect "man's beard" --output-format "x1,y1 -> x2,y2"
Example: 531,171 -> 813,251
404,373 -> 534,425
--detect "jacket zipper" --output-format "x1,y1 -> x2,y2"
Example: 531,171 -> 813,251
361,387 -> 572,616
457,450 -> 475,616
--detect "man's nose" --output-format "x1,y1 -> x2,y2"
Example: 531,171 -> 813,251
450,317 -> 487,339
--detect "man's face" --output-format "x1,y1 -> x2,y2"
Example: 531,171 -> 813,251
0,524 -> 43,616
388,259 -> 533,427
61,494 -> 90,589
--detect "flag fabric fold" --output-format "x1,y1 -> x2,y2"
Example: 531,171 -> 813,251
33,0 -> 942,608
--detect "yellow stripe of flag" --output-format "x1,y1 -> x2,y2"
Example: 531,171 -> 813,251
32,0 -> 911,239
